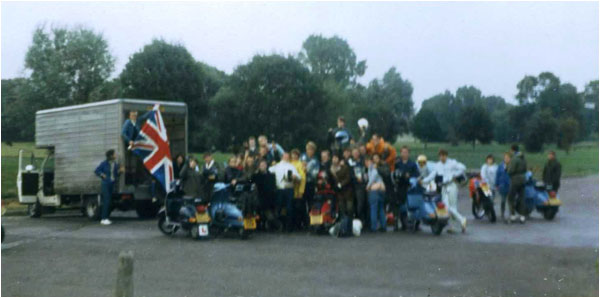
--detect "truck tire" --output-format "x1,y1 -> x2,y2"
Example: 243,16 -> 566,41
84,195 -> 101,221
135,200 -> 159,219
27,201 -> 42,218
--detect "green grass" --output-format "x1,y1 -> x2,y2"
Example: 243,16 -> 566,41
2,141 -> 597,199
393,140 -> 599,179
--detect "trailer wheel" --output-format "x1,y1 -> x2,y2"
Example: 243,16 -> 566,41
135,200 -> 159,219
27,201 -> 42,218
84,195 -> 101,220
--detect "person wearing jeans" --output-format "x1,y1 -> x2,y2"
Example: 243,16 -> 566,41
94,149 -> 123,225
366,156 -> 386,232
269,152 -> 301,232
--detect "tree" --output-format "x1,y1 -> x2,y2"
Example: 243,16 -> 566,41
582,80 -> 599,137
557,117 -> 579,154
421,91 -> 462,144
411,108 -> 443,148
457,105 -> 494,149
351,67 -> 414,142
522,109 -> 558,152
298,34 -> 366,87
456,85 -> 482,107
25,25 -> 115,106
119,39 -> 224,151
208,54 -> 330,151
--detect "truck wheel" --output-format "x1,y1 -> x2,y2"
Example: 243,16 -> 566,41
135,200 -> 159,219
27,201 -> 42,218
84,195 -> 101,220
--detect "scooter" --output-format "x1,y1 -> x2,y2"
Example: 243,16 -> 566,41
209,183 -> 252,239
469,176 -> 497,223
402,177 -> 449,235
521,172 -> 562,220
157,181 -> 211,239
231,181 -> 260,237
309,170 -> 337,234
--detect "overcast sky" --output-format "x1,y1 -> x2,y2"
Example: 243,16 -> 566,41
2,1 -> 598,109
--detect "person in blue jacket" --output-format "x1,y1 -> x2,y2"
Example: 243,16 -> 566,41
392,146 -> 420,231
94,149 -> 124,225
495,152 -> 511,221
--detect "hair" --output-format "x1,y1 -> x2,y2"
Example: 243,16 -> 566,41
105,149 -> 115,160
258,135 -> 267,141
548,150 -> 556,156
248,136 -> 256,141
343,147 -> 351,153
338,116 -> 345,123
400,145 -> 410,152
129,110 -> 138,115
511,144 -> 519,152
372,133 -> 379,138
504,151 -> 512,158
228,156 -> 237,163
486,154 -> 494,161
203,152 -> 212,158
291,149 -> 301,157
306,141 -> 317,151
438,148 -> 448,156
321,149 -> 330,155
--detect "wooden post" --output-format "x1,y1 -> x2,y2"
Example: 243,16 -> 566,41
114,250 -> 134,297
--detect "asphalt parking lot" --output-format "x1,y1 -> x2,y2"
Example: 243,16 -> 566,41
1,175 -> 598,296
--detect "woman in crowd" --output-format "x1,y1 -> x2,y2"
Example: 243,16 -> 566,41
366,154 -> 386,232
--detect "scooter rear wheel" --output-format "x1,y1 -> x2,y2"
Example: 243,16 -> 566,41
430,222 -> 444,235
543,207 -> 558,220
472,201 -> 485,219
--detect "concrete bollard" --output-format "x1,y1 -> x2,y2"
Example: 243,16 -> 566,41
114,250 -> 134,297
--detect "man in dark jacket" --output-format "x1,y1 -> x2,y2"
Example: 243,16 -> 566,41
94,149 -> 124,225
507,144 -> 527,224
542,151 -> 562,192
327,116 -> 353,157
253,159 -> 279,231
179,157 -> 202,198
201,152 -> 221,201
331,154 -> 353,218
392,146 -> 420,231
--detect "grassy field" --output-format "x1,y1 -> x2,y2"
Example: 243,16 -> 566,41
1,141 -> 597,199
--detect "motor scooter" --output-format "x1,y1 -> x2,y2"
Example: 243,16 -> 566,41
403,177 -> 449,235
469,176 -> 496,223
520,172 -> 562,220
157,181 -> 211,239
209,182 -> 252,239
230,181 -> 260,236
309,170 -> 337,234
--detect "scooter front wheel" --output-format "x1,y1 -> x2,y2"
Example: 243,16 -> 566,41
430,221 -> 445,235
543,207 -> 558,220
157,214 -> 177,235
472,201 -> 485,219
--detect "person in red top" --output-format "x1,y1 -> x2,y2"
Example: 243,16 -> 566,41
365,133 -> 397,171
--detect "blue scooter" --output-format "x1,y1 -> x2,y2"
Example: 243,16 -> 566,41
403,177 -> 450,235
209,182 -> 255,239
520,172 -> 562,220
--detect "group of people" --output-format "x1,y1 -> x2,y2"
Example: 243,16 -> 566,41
97,111 -> 563,232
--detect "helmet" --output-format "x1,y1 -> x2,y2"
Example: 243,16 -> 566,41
417,155 -> 427,163
335,130 -> 350,145
357,118 -> 369,129
352,219 -> 362,236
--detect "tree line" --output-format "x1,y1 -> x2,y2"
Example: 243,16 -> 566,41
2,25 -> 598,154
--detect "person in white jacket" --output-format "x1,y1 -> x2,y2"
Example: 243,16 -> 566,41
422,149 -> 467,233
480,154 -> 498,196
269,152 -> 301,232
416,154 -> 435,180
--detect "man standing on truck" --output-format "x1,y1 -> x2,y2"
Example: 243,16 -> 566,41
121,110 -> 149,184
94,149 -> 124,225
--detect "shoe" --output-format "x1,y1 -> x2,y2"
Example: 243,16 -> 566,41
461,219 -> 467,233
519,216 -> 526,224
446,229 -> 456,234
509,215 -> 517,224
100,219 -> 112,225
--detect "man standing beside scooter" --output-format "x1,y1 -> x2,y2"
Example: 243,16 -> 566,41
392,146 -> 419,231
422,149 -> 467,233
507,144 -> 528,224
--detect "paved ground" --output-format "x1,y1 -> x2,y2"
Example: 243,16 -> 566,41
1,175 -> 598,296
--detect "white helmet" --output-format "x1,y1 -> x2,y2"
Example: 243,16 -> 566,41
25,165 -> 35,171
352,219 -> 363,236
357,118 -> 369,129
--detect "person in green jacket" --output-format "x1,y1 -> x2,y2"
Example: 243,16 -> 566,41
506,144 -> 527,224
542,151 -> 562,192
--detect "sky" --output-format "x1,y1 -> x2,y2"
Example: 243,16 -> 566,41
1,1 -> 598,109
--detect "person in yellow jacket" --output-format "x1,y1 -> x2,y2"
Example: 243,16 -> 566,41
291,149 -> 307,230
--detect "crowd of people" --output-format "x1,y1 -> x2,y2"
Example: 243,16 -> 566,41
100,111 -> 563,231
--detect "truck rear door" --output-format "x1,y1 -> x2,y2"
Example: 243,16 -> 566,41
17,149 -> 40,204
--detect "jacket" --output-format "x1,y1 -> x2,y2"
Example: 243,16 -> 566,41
417,161 -> 435,180
301,153 -> 320,184
480,163 -> 498,189
269,161 -> 301,190
495,162 -> 511,196
542,159 -> 562,191
94,160 -> 120,184
423,158 -> 466,185
121,112 -> 151,144
393,158 -> 419,187
366,139 -> 397,171
507,152 -> 527,185
291,160 -> 306,198
180,164 -> 202,197
224,166 -> 242,184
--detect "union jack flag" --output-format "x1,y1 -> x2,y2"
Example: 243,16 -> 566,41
130,104 -> 174,193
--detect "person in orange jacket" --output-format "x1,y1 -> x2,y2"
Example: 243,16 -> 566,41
366,133 -> 397,171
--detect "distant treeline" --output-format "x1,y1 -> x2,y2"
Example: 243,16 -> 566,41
2,25 -> 598,154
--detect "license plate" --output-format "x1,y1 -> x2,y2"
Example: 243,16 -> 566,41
310,214 -> 323,225
196,213 -> 210,223
548,198 -> 562,206
243,217 -> 257,230
436,208 -> 449,218
198,224 -> 209,236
